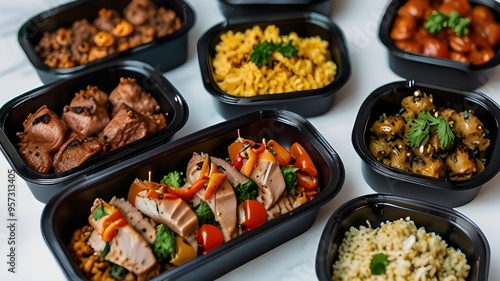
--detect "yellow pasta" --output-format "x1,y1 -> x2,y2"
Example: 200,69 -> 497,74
212,25 -> 337,97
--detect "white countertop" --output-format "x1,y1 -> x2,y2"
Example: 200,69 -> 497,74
0,0 -> 499,280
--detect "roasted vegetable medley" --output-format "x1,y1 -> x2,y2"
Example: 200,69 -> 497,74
369,89 -> 490,180
68,133 -> 320,280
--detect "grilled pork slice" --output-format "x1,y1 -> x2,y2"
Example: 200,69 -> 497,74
110,196 -> 157,244
17,105 -> 68,153
250,156 -> 286,210
52,133 -> 106,172
100,106 -> 158,149
135,190 -> 199,250
88,198 -> 157,275
17,140 -> 53,174
61,85 -> 110,136
109,77 -> 161,117
195,180 -> 238,242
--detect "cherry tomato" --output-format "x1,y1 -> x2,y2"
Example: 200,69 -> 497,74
238,199 -> 267,231
296,172 -> 318,191
232,155 -> 244,170
197,224 -> 224,254
294,154 -> 318,178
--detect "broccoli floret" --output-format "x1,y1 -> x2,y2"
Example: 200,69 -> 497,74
234,180 -> 258,205
281,166 -> 299,194
109,263 -> 128,280
160,171 -> 185,187
193,200 -> 215,226
152,224 -> 176,261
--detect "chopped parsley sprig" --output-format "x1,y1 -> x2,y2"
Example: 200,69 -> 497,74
249,40 -> 298,68
370,253 -> 389,275
424,10 -> 470,36
406,110 -> 455,149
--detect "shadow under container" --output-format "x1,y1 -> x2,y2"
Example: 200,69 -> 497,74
18,0 -> 195,84
316,194 -> 490,281
0,60 -> 189,203
197,11 -> 351,119
351,80 -> 500,208
379,0 -> 500,91
217,0 -> 334,17
41,109 -> 345,281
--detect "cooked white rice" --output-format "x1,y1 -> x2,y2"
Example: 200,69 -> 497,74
332,217 -> 470,281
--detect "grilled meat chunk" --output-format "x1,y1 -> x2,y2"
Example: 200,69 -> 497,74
17,105 -> 68,153
210,156 -> 250,187
17,141 -> 53,174
100,106 -> 157,149
52,133 -> 106,172
109,77 -> 161,117
61,85 -> 110,136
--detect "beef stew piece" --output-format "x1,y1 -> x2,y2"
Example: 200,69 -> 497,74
53,133 -> 106,172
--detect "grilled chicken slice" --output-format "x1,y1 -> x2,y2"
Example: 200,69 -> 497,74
52,133 -> 106,172
250,156 -> 286,210
100,106 -> 158,149
17,105 -> 68,154
184,152 -> 206,184
110,196 -> 157,244
195,180 -> 238,242
17,140 -> 53,174
135,190 -> 199,250
61,85 -> 110,136
88,198 -> 157,275
106,224 -> 157,275
266,193 -> 298,220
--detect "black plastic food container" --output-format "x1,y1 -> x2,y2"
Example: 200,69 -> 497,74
379,0 -> 500,91
197,11 -> 351,119
41,109 -> 345,281
217,0 -> 333,17
0,60 -> 189,203
18,0 -> 195,84
351,80 -> 500,207
316,194 -> 490,281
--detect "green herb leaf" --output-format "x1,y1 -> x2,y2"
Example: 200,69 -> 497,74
91,202 -> 109,221
406,110 -> 455,149
370,253 -> 389,275
424,10 -> 470,36
249,40 -> 298,67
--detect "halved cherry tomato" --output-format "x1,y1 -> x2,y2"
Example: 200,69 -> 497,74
232,155 -> 244,170
166,178 -> 207,201
267,139 -> 291,166
296,172 -> 318,191
197,224 -> 224,254
204,173 -> 227,200
238,199 -> 267,231
294,154 -> 318,178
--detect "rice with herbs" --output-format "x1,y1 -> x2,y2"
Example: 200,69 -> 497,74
332,217 -> 470,281
212,25 -> 337,97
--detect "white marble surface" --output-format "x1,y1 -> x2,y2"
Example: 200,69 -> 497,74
0,0 -> 499,280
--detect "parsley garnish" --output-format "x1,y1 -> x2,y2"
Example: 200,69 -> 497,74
370,253 -> 389,275
424,10 -> 470,36
406,111 -> 455,149
250,40 -> 298,68
91,202 -> 109,221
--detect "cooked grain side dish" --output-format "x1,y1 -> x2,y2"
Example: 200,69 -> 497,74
212,25 -> 337,97
332,217 -> 470,280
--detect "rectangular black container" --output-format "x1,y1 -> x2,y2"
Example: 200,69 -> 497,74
18,0 -> 195,84
316,194 -> 490,281
197,11 -> 351,119
41,109 -> 345,281
217,0 -> 333,17
378,0 -> 500,90
351,80 -> 500,207
0,60 -> 189,203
